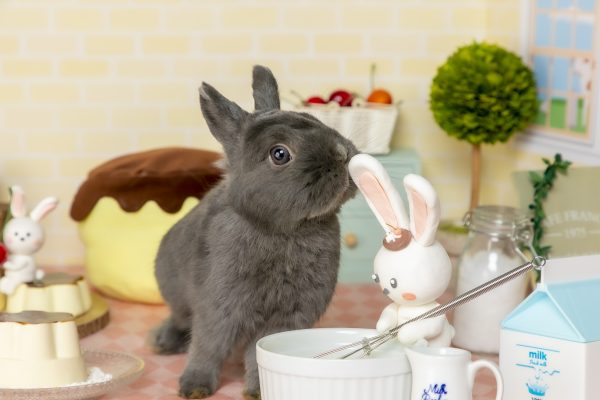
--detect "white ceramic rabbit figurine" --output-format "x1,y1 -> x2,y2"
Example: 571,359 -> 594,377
1,186 -> 58,295
349,154 -> 453,347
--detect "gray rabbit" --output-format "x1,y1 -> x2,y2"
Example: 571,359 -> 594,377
152,65 -> 358,399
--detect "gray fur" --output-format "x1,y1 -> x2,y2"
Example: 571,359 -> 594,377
153,65 -> 358,399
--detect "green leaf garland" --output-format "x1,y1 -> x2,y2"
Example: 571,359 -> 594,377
528,153 -> 571,262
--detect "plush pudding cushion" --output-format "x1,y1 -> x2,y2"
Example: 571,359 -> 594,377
71,147 -> 223,303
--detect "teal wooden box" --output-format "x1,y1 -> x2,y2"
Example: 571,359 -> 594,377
338,149 -> 421,283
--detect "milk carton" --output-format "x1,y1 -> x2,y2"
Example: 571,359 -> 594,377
500,255 -> 600,400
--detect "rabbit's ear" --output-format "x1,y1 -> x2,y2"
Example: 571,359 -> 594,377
349,154 -> 409,234
30,197 -> 59,222
403,174 -> 440,246
199,82 -> 249,152
9,186 -> 27,218
252,65 -> 280,111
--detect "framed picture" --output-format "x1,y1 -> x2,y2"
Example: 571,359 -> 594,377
518,0 -> 600,163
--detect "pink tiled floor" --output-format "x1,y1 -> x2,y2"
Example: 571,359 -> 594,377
82,284 -> 499,399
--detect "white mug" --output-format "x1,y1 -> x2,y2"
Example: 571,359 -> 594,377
405,346 -> 503,400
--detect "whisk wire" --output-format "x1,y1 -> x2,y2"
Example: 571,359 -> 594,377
314,256 -> 546,359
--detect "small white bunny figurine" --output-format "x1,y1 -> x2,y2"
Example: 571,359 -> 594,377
349,154 -> 453,347
1,186 -> 58,295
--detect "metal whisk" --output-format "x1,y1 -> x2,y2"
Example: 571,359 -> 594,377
314,256 -> 546,359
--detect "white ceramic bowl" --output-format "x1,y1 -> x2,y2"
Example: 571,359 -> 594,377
256,328 -> 411,400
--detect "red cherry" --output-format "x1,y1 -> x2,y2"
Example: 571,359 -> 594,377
307,96 -> 327,105
0,243 -> 6,264
328,90 -> 353,107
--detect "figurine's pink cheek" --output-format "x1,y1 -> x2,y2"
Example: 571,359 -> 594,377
34,240 -> 42,247
5,238 -> 12,246
402,292 -> 417,301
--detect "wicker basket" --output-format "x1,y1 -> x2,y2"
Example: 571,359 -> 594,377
296,103 -> 399,154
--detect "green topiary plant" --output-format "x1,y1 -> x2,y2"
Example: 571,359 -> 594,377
430,42 -> 539,210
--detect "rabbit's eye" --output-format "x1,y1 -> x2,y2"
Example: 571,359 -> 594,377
26,232 -> 31,237
269,145 -> 292,166
371,274 -> 379,283
13,232 -> 18,236
390,278 -> 397,288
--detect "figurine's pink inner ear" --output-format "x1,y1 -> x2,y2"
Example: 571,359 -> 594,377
10,189 -> 26,218
30,198 -> 58,222
408,188 -> 428,240
358,172 -> 397,229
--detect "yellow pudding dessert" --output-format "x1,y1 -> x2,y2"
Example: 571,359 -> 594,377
5,273 -> 92,318
0,311 -> 87,388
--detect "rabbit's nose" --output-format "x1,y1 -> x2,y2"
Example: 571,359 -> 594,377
382,288 -> 390,296
20,237 -> 25,242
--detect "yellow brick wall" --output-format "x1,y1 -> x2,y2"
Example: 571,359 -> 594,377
0,0 -> 544,267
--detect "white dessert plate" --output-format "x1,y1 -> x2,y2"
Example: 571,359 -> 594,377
0,350 -> 144,400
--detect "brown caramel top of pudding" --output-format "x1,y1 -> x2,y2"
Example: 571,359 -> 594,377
70,147 -> 223,221
0,310 -> 74,324
26,273 -> 84,288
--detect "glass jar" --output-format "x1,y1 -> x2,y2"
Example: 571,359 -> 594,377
452,205 -> 533,354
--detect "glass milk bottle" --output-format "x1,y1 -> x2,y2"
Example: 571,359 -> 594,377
452,205 -> 532,354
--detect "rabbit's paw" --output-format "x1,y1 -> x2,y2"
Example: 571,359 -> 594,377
178,369 -> 218,399
149,321 -> 189,355
243,389 -> 261,400
179,386 -> 211,399
243,376 -> 261,400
